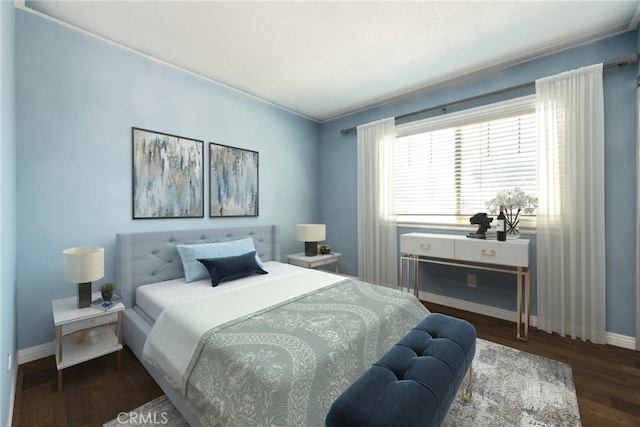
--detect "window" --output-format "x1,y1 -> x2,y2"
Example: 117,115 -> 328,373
395,96 -> 536,223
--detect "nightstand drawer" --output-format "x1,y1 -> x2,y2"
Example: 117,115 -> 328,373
454,239 -> 529,267
400,233 -> 455,259
314,257 -> 337,267
286,252 -> 341,272
60,311 -> 118,335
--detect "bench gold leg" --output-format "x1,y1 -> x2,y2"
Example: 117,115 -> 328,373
460,364 -> 473,401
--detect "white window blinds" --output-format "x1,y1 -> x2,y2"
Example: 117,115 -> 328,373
395,96 -> 536,217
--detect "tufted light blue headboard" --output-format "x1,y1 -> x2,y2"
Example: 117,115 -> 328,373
116,225 -> 281,309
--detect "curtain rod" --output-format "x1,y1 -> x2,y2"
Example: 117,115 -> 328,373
340,53 -> 639,135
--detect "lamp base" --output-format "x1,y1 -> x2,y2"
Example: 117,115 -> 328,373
304,241 -> 318,257
78,282 -> 92,308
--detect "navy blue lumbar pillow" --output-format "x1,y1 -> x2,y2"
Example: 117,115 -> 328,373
197,251 -> 268,286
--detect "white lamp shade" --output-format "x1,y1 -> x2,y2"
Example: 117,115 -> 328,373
63,247 -> 104,283
296,224 -> 326,242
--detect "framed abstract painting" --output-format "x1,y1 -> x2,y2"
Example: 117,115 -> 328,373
209,143 -> 259,217
132,127 -> 204,219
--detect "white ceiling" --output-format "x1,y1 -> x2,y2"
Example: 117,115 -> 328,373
21,1 -> 640,122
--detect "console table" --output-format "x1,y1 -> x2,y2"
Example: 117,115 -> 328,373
400,232 -> 530,340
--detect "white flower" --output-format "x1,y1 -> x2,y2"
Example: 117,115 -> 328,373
485,188 -> 537,234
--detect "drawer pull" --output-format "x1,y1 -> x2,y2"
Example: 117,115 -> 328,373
420,243 -> 431,251
481,249 -> 496,257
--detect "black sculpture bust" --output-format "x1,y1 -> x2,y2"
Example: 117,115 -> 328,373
467,212 -> 493,239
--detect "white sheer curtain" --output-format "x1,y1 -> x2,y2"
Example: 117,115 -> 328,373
535,63 -> 606,343
357,117 -> 397,287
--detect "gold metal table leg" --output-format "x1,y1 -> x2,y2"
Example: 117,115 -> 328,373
524,269 -> 530,340
414,255 -> 419,298
516,267 -> 530,341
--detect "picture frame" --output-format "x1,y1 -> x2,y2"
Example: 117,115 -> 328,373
209,143 -> 259,217
132,127 -> 204,219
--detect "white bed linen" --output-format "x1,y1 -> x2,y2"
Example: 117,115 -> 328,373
136,261 -> 302,321
142,265 -> 344,388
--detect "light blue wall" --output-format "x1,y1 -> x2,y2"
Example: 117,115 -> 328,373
319,31 -> 638,338
0,1 -> 17,425
15,9 -> 320,349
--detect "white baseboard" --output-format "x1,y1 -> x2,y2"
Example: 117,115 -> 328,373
419,290 -> 637,350
419,290 -> 535,325
605,332 -> 636,350
17,341 -> 53,365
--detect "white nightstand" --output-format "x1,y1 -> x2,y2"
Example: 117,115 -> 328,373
287,252 -> 342,273
52,292 -> 124,391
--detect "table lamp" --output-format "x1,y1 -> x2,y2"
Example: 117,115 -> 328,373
63,246 -> 104,308
296,224 -> 326,256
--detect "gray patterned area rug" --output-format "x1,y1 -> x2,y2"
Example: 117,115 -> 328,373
444,338 -> 581,426
105,339 -> 580,427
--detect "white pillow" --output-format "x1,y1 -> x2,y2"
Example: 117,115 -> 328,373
176,238 -> 264,283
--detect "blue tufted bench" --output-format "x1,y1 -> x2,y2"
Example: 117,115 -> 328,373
325,313 -> 476,427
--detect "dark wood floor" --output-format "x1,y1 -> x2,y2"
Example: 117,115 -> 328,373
12,303 -> 640,426
12,346 -> 162,427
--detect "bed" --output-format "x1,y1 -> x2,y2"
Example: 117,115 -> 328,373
117,225 -> 430,426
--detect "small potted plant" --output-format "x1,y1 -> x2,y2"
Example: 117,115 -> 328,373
99,283 -> 115,302
319,244 -> 331,255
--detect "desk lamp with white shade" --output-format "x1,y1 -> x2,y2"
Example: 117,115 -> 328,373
63,246 -> 104,308
296,224 -> 326,257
